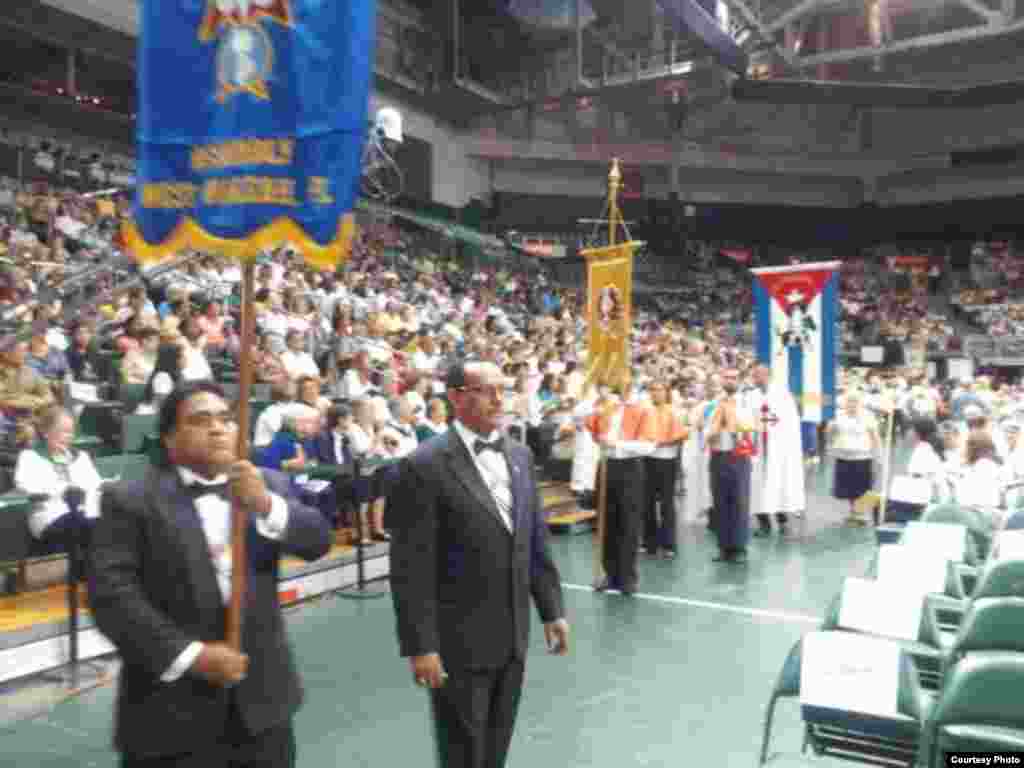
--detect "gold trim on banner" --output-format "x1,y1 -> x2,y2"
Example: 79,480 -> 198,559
122,213 -> 356,270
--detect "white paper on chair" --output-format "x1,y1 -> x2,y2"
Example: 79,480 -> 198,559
800,630 -> 903,718
888,475 -> 931,505
994,530 -> 1024,560
837,577 -> 924,641
900,521 -> 967,563
300,479 -> 331,494
68,382 -> 99,403
875,543 -> 948,596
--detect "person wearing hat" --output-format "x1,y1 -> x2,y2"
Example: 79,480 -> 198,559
389,361 -> 568,768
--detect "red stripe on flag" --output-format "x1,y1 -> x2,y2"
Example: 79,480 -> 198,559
278,588 -> 299,604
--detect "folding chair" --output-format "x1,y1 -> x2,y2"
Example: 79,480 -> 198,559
759,637 -> 804,765
920,559 -> 1024,667
920,501 -> 994,563
801,631 -> 930,767
942,597 -> 1024,673
921,652 -> 1024,767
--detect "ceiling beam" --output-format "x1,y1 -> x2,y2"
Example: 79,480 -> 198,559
1003,0 -> 1017,24
767,0 -> 825,33
957,0 -> 1002,24
586,24 -> 634,64
719,0 -> 797,68
656,0 -> 750,74
768,0 -> 1000,31
796,17 -> 1024,67
463,135 -> 952,177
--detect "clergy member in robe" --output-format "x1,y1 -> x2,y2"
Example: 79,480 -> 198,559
745,365 -> 806,537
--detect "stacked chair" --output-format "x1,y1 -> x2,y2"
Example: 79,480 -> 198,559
759,494 -> 1024,767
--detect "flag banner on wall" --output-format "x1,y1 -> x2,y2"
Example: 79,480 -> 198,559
582,242 -> 637,390
752,261 -> 841,424
124,0 -> 377,269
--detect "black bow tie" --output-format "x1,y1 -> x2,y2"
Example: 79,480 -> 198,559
186,481 -> 229,501
474,438 -> 503,456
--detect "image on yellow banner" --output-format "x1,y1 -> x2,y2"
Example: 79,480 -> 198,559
584,243 -> 635,391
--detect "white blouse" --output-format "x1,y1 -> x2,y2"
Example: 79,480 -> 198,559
14,448 -> 105,538
959,457 -> 1003,509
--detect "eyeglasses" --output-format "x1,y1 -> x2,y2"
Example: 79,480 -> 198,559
182,412 -> 237,430
456,385 -> 504,399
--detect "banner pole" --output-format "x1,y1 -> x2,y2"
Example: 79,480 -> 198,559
226,257 -> 256,650
593,159 -> 622,587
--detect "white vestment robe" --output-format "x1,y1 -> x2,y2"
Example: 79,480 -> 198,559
683,399 -> 714,523
745,384 -> 806,517
570,396 -> 599,494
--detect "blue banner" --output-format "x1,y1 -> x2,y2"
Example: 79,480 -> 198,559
126,0 -> 376,268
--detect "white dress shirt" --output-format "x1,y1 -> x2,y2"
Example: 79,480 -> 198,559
160,466 -> 290,683
452,421 -> 514,532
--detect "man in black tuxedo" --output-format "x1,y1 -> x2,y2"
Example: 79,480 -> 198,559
88,381 -> 331,768
389,361 -> 570,768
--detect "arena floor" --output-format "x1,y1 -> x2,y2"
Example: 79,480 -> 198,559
1,460 -> 882,768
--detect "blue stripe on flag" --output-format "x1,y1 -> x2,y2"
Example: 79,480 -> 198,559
821,273 -> 838,422
754,281 -> 772,364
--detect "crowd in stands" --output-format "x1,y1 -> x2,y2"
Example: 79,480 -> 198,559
6,183 -> 1024,549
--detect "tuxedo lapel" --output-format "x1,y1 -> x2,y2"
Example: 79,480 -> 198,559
501,437 -> 527,535
442,432 -> 509,534
151,467 -> 223,628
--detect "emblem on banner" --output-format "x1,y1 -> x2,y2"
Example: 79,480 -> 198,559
198,0 -> 294,103
775,288 -> 817,352
596,284 -> 624,333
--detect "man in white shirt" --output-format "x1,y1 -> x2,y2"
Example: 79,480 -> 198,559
87,380 -> 330,767
253,380 -> 296,448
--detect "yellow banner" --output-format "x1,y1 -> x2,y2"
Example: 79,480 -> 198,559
582,242 -> 637,391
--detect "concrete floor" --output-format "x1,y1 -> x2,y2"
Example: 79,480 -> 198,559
0,460 -> 882,768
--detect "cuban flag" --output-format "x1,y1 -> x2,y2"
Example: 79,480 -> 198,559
752,261 -> 841,425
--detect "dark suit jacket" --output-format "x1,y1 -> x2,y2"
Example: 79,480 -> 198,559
389,429 -> 564,670
309,431 -> 354,474
87,465 -> 331,757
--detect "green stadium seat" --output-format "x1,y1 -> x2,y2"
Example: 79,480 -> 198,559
121,413 -> 158,454
922,652 -> 1024,767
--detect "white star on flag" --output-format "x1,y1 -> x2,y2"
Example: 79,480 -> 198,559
784,289 -> 805,305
